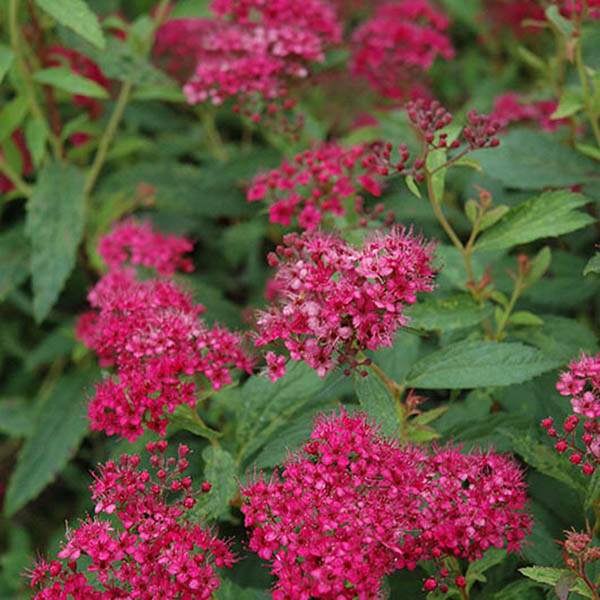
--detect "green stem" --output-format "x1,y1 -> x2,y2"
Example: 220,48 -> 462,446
447,557 -> 469,600
494,279 -> 522,341
199,107 -> 228,162
9,0 -> 62,159
84,81 -> 133,196
0,154 -> 32,197
425,171 -> 464,253
575,33 -> 600,148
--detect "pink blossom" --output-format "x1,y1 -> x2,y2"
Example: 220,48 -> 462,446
241,410 -> 532,599
491,93 -> 567,132
253,227 -> 437,379
98,218 -> 194,275
350,0 -> 454,100
27,443 -> 235,599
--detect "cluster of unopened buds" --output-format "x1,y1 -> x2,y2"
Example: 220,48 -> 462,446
27,442 -> 235,600
242,410 -> 532,599
542,352 -> 600,475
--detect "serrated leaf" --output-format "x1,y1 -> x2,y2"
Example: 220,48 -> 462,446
195,447 -> 238,521
24,118 -> 47,169
168,404 -> 223,439
520,567 -> 593,598
551,90 -> 583,119
0,227 -> 29,301
353,372 -> 400,437
471,130 -> 600,189
406,294 -> 494,332
35,0 -> 105,48
0,96 -> 29,143
465,549 -> 507,592
479,205 -> 509,231
475,191 -> 593,251
0,44 -> 14,84
508,311 -> 544,326
25,162 -> 86,323
584,252 -> 600,276
33,67 -> 109,99
404,341 -> 559,389
3,371 -> 93,516
405,175 -> 422,198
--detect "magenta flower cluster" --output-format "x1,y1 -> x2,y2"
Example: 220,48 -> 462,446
77,220 -> 253,441
350,0 -> 454,100
247,141 -> 390,230
241,410 -> 532,599
156,0 -> 341,118
542,352 -> 600,475
28,442 -> 234,600
253,227 -> 437,380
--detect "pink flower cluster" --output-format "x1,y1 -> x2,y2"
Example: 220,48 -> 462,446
77,220 -> 253,441
247,141 -> 393,230
253,227 -> 437,380
241,410 -> 532,599
350,0 -> 454,100
542,352 -> 600,475
156,0 -> 341,119
28,442 -> 235,600
491,93 -> 566,132
98,218 -> 194,275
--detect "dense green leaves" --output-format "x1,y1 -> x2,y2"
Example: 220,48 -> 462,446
475,191 -> 594,251
353,371 -> 399,436
406,294 -> 493,331
471,130 -> 600,189
35,0 -> 105,48
25,162 -> 86,323
3,371 -> 93,516
195,447 -> 238,521
404,341 -> 559,389
33,67 -> 110,99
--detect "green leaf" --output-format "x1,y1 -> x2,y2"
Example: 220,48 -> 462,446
577,143 -> 600,161
452,157 -> 483,173
24,118 -> 47,169
404,341 -> 559,389
545,5 -> 575,38
426,148 -> 447,203
465,549 -> 508,592
0,44 -> 14,84
0,227 -> 29,301
584,468 -> 600,512
0,398 -> 33,436
217,579 -> 269,600
471,129 -> 600,189
508,311 -> 544,326
195,447 -> 238,521
406,294 -> 494,332
491,580 -> 545,600
0,96 -> 29,143
465,199 -> 478,223
3,371 -> 93,516
475,191 -> 593,251
167,404 -> 222,440
353,372 -> 400,437
25,162 -> 86,323
519,567 -> 593,598
168,0 -> 213,18
479,205 -> 510,231
33,67 -> 109,99
131,86 -> 186,102
35,0 -> 105,48
405,175 -> 422,199
522,246 -> 552,288
584,252 -> 600,276
551,89 -> 583,119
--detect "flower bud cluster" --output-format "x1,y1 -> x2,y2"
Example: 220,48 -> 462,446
27,443 -> 234,600
247,141 -> 394,230
542,352 -> 600,475
77,220 -> 253,441
490,93 -> 566,133
241,410 -> 532,599
253,227 -> 437,380
350,0 -> 454,100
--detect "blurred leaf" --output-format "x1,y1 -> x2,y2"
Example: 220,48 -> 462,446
217,579 -> 269,600
25,162 -> 86,323
24,118 -> 48,169
0,398 -> 33,436
551,89 -> 583,119
25,328 -> 74,371
465,549 -> 508,592
507,311 -> 544,326
0,43 -> 14,84
577,143 -> 600,161
0,227 -> 30,301
406,294 -> 493,331
479,205 -> 510,231
584,252 -> 600,276
491,580 -> 545,599
3,370 -> 93,516
33,67 -> 109,98
475,191 -> 593,251
353,371 -> 400,437
196,447 -> 238,521
35,0 -> 105,49
0,96 -> 29,143
584,468 -> 600,513
168,404 -> 223,440
168,0 -> 213,18
519,567 -> 593,598
0,525 -> 31,589
522,246 -> 551,288
404,341 -> 559,389
545,6 -> 575,38
471,130 -> 600,189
